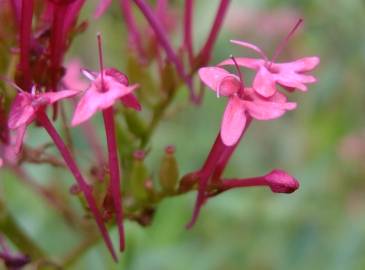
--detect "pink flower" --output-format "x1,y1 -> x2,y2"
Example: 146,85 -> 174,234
219,40 -> 319,97
199,66 -> 296,146
62,59 -> 89,90
8,87 -> 79,152
71,68 -> 140,126
94,0 -> 112,18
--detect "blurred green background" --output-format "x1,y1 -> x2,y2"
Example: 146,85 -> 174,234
1,0 -> 365,269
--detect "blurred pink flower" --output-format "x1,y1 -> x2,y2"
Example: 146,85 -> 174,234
62,59 -> 89,90
94,0 -> 112,18
225,6 -> 301,39
199,66 -> 296,146
339,129 -> 365,163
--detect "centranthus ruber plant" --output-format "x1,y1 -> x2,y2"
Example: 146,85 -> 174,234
0,0 -> 320,268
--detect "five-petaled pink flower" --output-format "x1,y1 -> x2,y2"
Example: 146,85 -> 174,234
199,66 -> 297,146
8,87 -> 79,153
219,40 -> 319,98
71,68 -> 140,126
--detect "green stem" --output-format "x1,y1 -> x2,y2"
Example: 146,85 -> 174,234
0,206 -> 45,259
140,90 -> 177,148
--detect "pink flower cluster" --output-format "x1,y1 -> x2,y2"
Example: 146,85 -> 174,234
200,42 -> 319,146
186,19 -> 319,228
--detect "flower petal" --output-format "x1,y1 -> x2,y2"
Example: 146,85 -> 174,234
8,94 -> 34,129
278,56 -> 320,72
199,67 -> 230,92
41,90 -> 80,104
105,68 -> 129,86
72,83 -> 138,126
217,76 -> 241,97
243,99 -> 296,120
220,97 -> 246,146
121,93 -> 142,111
71,89 -> 99,126
253,66 -> 277,97
14,125 -> 27,154
219,57 -> 264,70
275,76 -> 307,91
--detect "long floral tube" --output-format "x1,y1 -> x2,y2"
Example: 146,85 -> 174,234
211,118 -> 252,182
36,111 -> 118,262
102,107 -> 125,252
186,133 -> 228,229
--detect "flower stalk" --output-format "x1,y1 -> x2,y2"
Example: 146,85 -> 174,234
183,0 -> 194,65
36,111 -> 117,261
133,0 -> 197,102
120,0 -> 147,62
19,0 -> 33,91
186,133 -> 227,229
195,0 -> 230,67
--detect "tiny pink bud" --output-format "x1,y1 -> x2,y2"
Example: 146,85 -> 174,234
69,184 -> 81,195
144,179 -> 154,191
165,145 -> 175,155
133,150 -> 145,160
264,169 -> 299,193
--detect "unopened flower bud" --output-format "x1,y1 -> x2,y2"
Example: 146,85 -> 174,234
264,169 -> 300,193
130,150 -> 149,201
159,145 -> 179,194
69,184 -> 81,195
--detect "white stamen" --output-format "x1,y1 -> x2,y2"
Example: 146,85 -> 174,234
81,68 -> 97,81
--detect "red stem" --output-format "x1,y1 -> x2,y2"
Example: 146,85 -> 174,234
36,111 -> 117,261
183,0 -> 194,65
133,0 -> 198,102
10,0 -> 21,30
19,0 -> 33,92
102,107 -> 125,252
50,3 -> 69,121
50,4 -> 68,90
120,0 -> 147,62
186,133 -> 227,229
197,0 -> 230,66
219,177 -> 266,190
